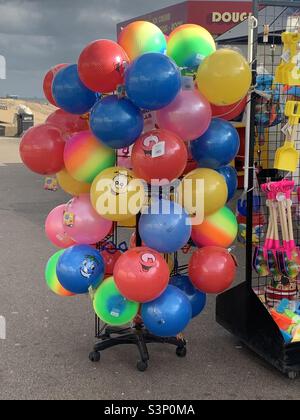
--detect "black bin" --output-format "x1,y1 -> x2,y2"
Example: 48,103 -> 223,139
17,113 -> 34,136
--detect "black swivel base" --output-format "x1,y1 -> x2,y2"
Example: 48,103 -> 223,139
89,324 -> 187,372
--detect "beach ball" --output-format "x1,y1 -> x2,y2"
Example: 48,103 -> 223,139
156,89 -> 212,142
56,168 -> 91,196
179,168 -> 228,217
43,64 -> 68,106
217,166 -> 238,202
125,52 -> 181,110
45,250 -> 74,297
117,146 -> 133,170
131,129 -> 188,184
45,204 -> 76,249
90,96 -> 144,149
90,167 -> 146,222
129,233 -> 174,272
129,232 -> 145,248
190,119 -> 240,169
64,194 -> 113,245
167,24 -> 216,71
56,245 -> 105,294
20,124 -> 65,175
64,130 -> 115,184
118,21 -> 167,61
143,109 -> 157,133
211,97 -> 247,121
237,196 -> 247,218
101,249 -> 122,276
139,200 -> 191,253
46,109 -> 89,138
52,64 -> 97,114
189,246 -> 237,294
170,275 -> 206,318
93,277 -> 139,326
141,285 -> 192,337
191,207 -> 238,248
78,40 -> 129,93
197,49 -> 252,106
114,247 -> 170,303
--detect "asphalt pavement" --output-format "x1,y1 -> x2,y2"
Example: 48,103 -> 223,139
0,138 -> 299,400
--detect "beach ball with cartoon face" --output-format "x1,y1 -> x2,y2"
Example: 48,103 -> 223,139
90,167 -> 146,222
131,129 -> 187,184
113,247 -> 170,303
56,245 -> 105,294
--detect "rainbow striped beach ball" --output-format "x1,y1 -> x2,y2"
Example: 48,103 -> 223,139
192,206 -> 238,248
45,250 -> 74,297
167,24 -> 216,71
118,21 -> 167,61
64,130 -> 115,184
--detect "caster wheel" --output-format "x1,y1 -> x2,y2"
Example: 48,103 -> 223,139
176,347 -> 187,358
137,361 -> 148,372
89,351 -> 101,363
288,371 -> 298,380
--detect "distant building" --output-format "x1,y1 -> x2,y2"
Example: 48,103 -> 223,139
6,95 -> 19,100
117,1 -> 295,43
117,1 -> 253,39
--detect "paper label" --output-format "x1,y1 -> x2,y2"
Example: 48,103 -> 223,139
152,141 -> 165,158
110,309 -> 120,318
263,25 -> 269,43
282,49 -> 291,63
181,76 -> 194,90
281,122 -> 292,136
282,49 -> 291,62
276,192 -> 286,202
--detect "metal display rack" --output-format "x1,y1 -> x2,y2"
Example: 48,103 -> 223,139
89,153 -> 190,372
217,0 -> 300,379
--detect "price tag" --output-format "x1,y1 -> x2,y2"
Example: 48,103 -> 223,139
282,49 -> 291,63
263,25 -> 270,43
111,309 -> 120,318
276,192 -> 286,203
281,122 -> 292,136
181,76 -> 194,90
152,141 -> 165,158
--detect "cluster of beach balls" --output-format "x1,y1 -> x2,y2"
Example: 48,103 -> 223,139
20,21 -> 251,338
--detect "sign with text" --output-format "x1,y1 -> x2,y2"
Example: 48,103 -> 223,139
117,1 -> 253,37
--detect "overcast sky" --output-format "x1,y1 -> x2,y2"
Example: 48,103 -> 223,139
0,0 -> 185,98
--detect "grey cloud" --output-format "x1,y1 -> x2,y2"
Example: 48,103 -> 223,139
0,0 -> 178,97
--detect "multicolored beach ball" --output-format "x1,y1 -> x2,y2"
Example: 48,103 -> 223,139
64,130 -> 116,184
192,206 -> 238,248
118,21 -> 167,61
45,250 -> 74,297
93,277 -> 139,326
167,24 -> 216,71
